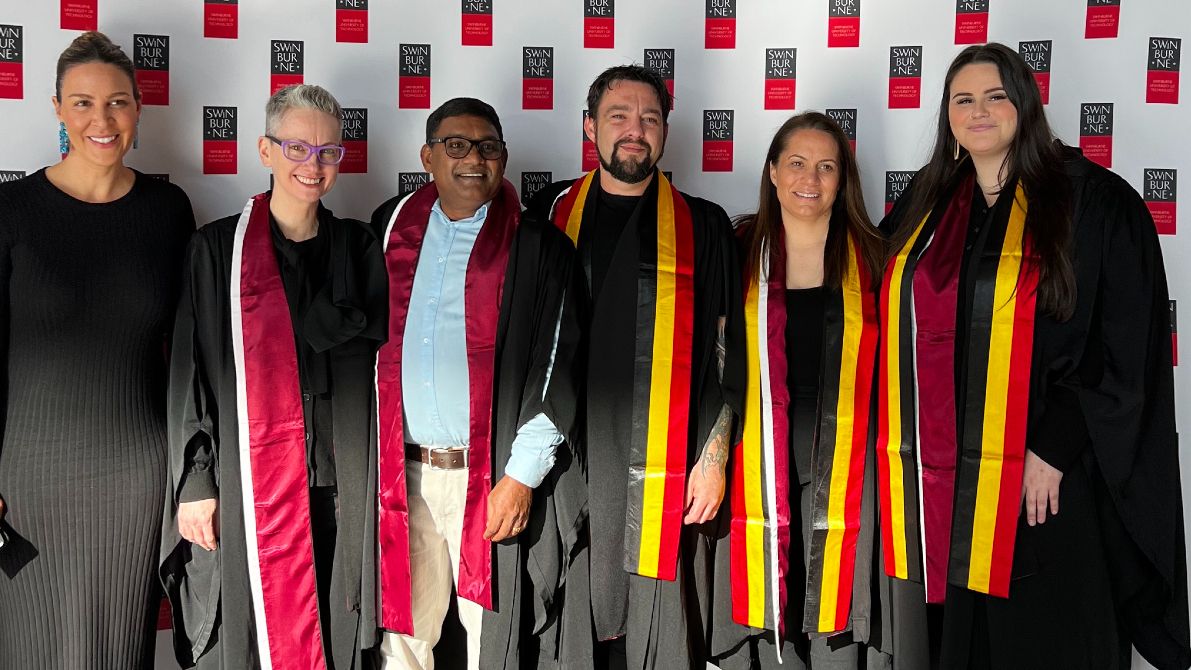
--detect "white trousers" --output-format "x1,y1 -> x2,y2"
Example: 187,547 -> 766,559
379,461 -> 484,670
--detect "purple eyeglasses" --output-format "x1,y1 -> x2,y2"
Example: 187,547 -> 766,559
266,135 -> 346,165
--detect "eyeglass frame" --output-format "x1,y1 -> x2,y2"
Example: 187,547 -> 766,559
427,136 -> 508,160
265,135 -> 347,166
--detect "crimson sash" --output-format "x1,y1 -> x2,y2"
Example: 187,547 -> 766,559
375,180 -> 519,633
230,193 -> 327,670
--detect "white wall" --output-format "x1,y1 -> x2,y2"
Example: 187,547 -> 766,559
0,1 -> 1184,668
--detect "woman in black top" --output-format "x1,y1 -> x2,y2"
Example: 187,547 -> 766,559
713,112 -> 926,669
878,42 -> 1188,669
0,32 -> 195,669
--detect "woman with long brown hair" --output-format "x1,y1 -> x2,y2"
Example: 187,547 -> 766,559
713,112 -> 926,669
877,43 -> 1188,668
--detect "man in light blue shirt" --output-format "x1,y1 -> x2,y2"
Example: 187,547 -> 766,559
370,98 -> 585,670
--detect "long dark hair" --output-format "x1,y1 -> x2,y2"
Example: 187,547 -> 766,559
888,42 -> 1075,319
738,111 -> 883,291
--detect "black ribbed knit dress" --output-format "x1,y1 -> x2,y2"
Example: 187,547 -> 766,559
0,169 -> 194,669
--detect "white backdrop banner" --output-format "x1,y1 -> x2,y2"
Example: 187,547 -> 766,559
0,1 -> 1185,668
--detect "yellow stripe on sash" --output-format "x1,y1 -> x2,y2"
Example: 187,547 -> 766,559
967,187 -> 1028,592
817,243 -> 865,630
882,215 -> 929,579
564,171 -> 597,244
637,178 -> 679,578
741,275 -> 767,627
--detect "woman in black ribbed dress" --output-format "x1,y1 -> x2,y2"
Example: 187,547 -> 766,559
0,32 -> 194,669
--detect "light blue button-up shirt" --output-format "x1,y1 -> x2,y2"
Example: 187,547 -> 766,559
402,199 -> 563,488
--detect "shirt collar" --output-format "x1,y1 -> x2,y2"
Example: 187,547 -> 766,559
430,199 -> 490,229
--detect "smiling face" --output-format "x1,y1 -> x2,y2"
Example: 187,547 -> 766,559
258,106 -> 342,207
421,114 -> 506,220
768,128 -> 841,226
948,62 -> 1019,162
586,79 -> 667,188
53,61 -> 141,167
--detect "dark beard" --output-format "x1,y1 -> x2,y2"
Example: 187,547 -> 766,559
598,138 -> 657,184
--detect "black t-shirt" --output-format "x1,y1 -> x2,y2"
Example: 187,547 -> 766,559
587,188 -> 638,300
786,286 -> 825,486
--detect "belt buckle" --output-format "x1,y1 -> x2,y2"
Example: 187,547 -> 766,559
428,447 -> 468,470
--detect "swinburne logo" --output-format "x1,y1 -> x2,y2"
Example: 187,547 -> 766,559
826,108 -> 857,152
1147,37 -> 1181,104
270,40 -> 304,94
702,109 -> 733,172
1018,40 -> 1052,104
1144,168 -> 1177,235
399,172 -> 430,197
885,171 -> 915,214
521,171 -> 552,207
340,107 -> 367,174
461,0 -> 493,46
522,46 -> 554,110
584,0 -> 614,49
954,0 -> 989,45
705,0 -> 736,49
203,106 -> 237,175
336,0 -> 368,44
828,0 -> 860,47
133,34 -> 169,106
764,48 -> 796,110
0,24 -> 23,99
399,43 -> 431,109
888,46 -> 922,109
1079,102 -> 1113,167
0,170 -> 25,183
205,0 -> 238,39
644,49 -> 675,106
1085,0 -> 1120,39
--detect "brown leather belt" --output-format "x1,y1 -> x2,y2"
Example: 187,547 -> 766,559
404,443 -> 469,470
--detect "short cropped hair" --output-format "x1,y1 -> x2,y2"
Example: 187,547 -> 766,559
55,32 -> 139,101
425,97 -> 504,143
586,65 -> 672,123
264,84 -> 344,138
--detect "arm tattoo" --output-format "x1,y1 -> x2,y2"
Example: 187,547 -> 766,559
715,316 -> 727,382
700,404 -> 732,475
699,317 -> 731,475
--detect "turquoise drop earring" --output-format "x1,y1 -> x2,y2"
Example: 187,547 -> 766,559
58,122 -> 69,155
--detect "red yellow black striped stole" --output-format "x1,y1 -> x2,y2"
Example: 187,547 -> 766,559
551,169 -> 695,580
230,193 -> 328,669
730,233 -> 878,639
877,181 -> 1038,600
375,180 -> 518,632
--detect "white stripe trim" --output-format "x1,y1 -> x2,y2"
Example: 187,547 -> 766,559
229,197 -> 274,670
757,245 -> 782,663
374,190 -> 418,621
909,229 -> 935,600
548,183 -> 573,221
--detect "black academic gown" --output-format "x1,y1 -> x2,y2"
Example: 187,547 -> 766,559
882,149 -> 1190,670
160,205 -> 386,670
369,190 -> 591,670
525,172 -> 746,670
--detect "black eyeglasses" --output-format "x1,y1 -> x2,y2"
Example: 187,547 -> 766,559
428,136 -> 506,160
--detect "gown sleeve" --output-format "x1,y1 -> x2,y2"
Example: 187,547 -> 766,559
1074,170 -> 1190,669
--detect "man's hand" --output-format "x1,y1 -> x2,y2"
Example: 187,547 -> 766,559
684,458 -> 726,524
1021,449 -> 1062,526
485,476 -> 532,542
178,498 -> 219,552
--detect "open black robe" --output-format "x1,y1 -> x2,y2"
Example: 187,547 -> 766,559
160,204 -> 386,670
525,171 -> 746,670
881,149 -> 1189,670
369,183 -> 591,670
